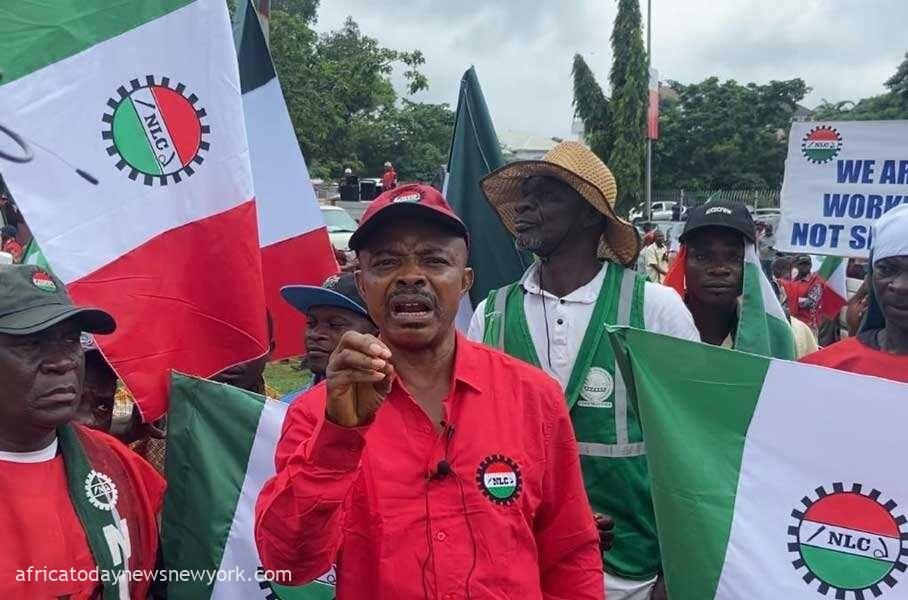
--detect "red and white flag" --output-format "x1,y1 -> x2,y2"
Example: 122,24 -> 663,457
0,0 -> 269,419
647,68 -> 660,140
234,0 -> 338,359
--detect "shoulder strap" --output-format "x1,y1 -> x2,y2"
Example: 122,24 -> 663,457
613,266 -> 637,446
483,283 -> 515,349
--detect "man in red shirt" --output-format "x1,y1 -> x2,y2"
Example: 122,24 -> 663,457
802,205 -> 908,382
381,161 -> 398,192
256,184 -> 603,599
1,225 -> 22,263
781,254 -> 823,331
0,265 -> 164,598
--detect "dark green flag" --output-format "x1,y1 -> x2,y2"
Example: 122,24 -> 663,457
445,67 -> 530,309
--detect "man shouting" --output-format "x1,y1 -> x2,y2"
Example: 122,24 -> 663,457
256,185 -> 603,599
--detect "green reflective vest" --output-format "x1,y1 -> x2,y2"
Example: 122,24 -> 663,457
483,262 -> 660,580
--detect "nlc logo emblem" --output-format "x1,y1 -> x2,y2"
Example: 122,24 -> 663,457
801,125 -> 842,165
103,76 -> 210,185
790,483 -> 907,598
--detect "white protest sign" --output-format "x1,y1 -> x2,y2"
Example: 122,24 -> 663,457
776,120 -> 908,258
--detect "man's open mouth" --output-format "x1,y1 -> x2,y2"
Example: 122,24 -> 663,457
390,295 -> 435,324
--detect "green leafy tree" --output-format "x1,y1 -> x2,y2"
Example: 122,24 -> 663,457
608,0 -> 648,213
812,53 -> 908,121
268,9 -> 441,181
885,52 -> 908,106
653,77 -> 808,190
572,54 -> 613,164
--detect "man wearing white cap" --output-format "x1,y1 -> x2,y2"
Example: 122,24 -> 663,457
802,205 -> 908,382
469,142 -> 698,599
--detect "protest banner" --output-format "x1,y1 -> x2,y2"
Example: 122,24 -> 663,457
777,121 -> 908,258
0,0 -> 269,419
163,373 -> 334,599
608,326 -> 908,600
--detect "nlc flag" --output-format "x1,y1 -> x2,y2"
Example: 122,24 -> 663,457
609,327 -> 908,600
0,0 -> 268,419
234,0 -> 337,359
163,374 -> 334,599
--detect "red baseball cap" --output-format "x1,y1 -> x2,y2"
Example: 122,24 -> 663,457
349,183 -> 469,251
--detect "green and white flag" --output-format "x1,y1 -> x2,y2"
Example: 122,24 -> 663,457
609,327 -> 908,599
444,66 -> 530,330
162,373 -> 334,599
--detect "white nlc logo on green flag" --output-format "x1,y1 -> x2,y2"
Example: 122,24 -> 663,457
790,483 -> 907,597
606,326 -> 908,600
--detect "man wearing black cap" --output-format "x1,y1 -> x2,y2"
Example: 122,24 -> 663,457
256,184 -> 603,598
280,273 -> 378,396
0,264 -> 164,598
664,200 -> 798,358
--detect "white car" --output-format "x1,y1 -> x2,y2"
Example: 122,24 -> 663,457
629,201 -> 687,222
320,205 -> 358,250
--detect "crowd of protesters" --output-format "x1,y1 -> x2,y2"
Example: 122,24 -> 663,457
2,142 -> 906,599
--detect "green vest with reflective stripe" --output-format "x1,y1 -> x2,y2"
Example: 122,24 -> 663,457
483,262 -> 660,580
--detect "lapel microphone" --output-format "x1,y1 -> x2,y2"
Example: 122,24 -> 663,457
430,421 -> 456,480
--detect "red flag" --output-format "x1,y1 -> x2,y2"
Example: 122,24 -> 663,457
647,68 -> 660,140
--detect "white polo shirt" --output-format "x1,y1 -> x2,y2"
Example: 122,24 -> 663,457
467,261 -> 700,389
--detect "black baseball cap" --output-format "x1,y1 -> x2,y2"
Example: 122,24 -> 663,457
680,200 -> 756,244
0,264 -> 115,335
281,273 -> 372,321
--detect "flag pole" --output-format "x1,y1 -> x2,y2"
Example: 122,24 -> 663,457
645,0 -> 653,222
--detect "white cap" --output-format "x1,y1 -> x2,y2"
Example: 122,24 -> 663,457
872,204 -> 908,263
344,168 -> 352,175
384,161 -> 392,168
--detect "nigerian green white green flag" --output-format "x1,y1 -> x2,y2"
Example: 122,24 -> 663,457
609,327 -> 908,599
162,374 -> 334,599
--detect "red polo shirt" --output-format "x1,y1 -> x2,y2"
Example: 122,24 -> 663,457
255,334 -> 603,599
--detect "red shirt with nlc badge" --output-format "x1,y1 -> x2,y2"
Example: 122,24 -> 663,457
255,334 -> 604,599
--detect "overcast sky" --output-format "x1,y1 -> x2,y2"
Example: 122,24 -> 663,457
312,0 -> 907,140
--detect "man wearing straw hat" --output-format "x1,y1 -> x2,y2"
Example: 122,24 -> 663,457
468,141 -> 698,599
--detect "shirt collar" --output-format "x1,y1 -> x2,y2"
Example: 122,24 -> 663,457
0,436 -> 58,464
519,260 -> 609,304
452,332 -> 483,392
388,332 -> 484,397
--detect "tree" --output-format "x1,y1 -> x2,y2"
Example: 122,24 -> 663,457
608,0 -> 648,213
349,100 -> 454,183
268,8 -> 444,181
652,77 -> 809,190
885,52 -> 908,106
811,53 -> 908,121
572,54 -> 613,164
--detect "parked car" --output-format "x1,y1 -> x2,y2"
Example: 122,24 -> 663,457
629,201 -> 687,222
321,205 -> 358,250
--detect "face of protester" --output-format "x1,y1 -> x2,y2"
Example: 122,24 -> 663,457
513,176 -> 604,256
795,256 -> 812,279
0,321 -> 84,446
305,306 -> 377,376
73,352 -> 117,432
873,255 -> 908,329
685,227 -> 745,309
772,258 -> 791,281
654,231 -> 666,248
356,218 -> 473,352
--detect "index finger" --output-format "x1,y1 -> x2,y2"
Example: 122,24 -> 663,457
336,330 -> 391,359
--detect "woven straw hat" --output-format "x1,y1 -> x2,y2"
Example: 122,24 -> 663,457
480,141 -> 641,266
